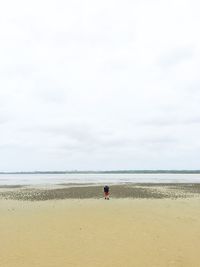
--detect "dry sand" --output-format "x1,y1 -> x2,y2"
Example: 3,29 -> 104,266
1,198 -> 200,267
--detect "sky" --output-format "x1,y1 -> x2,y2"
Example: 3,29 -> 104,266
0,0 -> 200,171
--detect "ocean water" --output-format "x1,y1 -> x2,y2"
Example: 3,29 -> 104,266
0,173 -> 200,186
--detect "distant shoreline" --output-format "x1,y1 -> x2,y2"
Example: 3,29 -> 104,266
1,170 -> 200,174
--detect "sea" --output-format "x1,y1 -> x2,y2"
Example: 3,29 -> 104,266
0,173 -> 200,186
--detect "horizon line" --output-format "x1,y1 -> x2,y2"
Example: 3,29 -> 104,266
1,170 -> 200,174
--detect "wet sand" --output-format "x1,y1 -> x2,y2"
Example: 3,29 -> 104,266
1,183 -> 200,200
0,184 -> 200,267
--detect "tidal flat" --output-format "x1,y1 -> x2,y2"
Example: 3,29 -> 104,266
0,183 -> 200,200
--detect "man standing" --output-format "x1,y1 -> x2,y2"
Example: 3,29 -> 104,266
104,185 -> 110,200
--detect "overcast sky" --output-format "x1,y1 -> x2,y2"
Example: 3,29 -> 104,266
0,0 -> 200,171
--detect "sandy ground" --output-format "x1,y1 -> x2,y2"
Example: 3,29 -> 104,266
0,198 -> 200,267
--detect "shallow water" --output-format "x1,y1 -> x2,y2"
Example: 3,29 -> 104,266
0,173 -> 200,186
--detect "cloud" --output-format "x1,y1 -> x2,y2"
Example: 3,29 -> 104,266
0,0 -> 200,170
159,46 -> 194,68
139,116 -> 200,127
140,136 -> 178,146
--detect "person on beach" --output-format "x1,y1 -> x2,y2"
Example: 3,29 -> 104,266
104,185 -> 110,200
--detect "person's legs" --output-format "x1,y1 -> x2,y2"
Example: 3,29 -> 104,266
104,192 -> 109,199
105,192 -> 109,200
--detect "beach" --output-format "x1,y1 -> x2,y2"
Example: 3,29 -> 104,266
0,184 -> 200,267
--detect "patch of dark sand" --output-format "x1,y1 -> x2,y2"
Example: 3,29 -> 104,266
165,183 -> 200,194
1,184 -> 200,201
0,185 -> 25,189
58,183 -> 94,186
